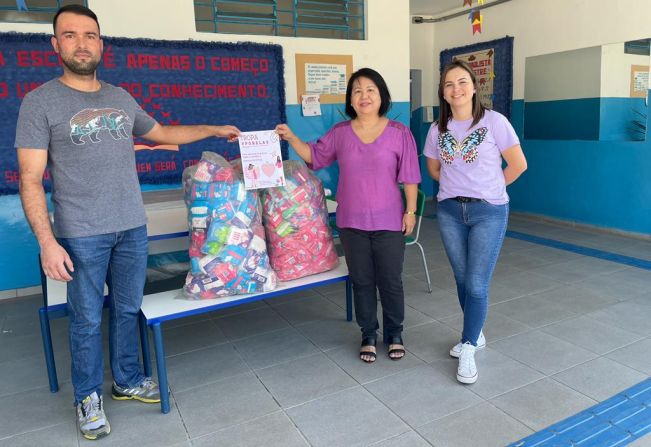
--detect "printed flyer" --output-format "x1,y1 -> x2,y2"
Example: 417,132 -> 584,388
238,130 -> 285,190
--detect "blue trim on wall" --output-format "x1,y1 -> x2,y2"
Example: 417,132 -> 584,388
524,98 -> 600,140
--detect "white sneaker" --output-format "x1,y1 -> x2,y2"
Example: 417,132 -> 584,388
450,331 -> 486,358
456,342 -> 478,384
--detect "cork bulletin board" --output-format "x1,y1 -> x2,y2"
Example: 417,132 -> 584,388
295,54 -> 353,104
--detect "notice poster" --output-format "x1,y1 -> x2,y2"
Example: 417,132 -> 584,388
305,63 -> 347,95
239,130 -> 285,190
453,48 -> 495,108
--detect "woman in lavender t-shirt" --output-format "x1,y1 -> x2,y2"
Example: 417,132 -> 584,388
423,60 -> 527,384
276,68 -> 421,363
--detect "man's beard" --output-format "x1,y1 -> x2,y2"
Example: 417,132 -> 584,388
61,53 -> 100,76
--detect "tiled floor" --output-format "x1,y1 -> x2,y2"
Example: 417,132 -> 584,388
0,211 -> 649,446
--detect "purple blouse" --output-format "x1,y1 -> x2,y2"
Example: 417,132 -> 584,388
308,120 -> 421,231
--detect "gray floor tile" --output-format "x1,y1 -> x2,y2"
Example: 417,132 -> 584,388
174,372 -> 279,438
0,421 -> 77,447
166,343 -> 250,392
256,352 -> 357,408
586,301 -> 651,335
0,351 -> 72,397
552,357 -> 648,401
286,386 -> 410,447
534,283 -> 620,314
629,433 -> 651,447
490,330 -> 598,375
296,318 -> 360,351
418,402 -> 533,447
430,348 -> 544,399
490,378 -> 597,431
191,411 -> 309,447
526,256 -> 627,284
491,292 -> 578,328
371,430 -> 432,447
365,365 -> 481,427
232,326 -> 319,370
489,271 -> 563,303
402,321 -> 461,363
264,289 -> 321,306
574,267 -> 651,301
0,383 -> 74,439
162,319 -> 228,357
404,286 -> 461,321
540,316 -> 644,355
99,396 -> 188,447
272,295 -> 345,325
214,306 -> 290,340
325,341 -> 426,384
606,338 -> 651,375
440,311 -> 532,343
377,302 -> 434,332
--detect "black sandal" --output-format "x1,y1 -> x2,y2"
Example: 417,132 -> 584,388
386,335 -> 405,361
360,336 -> 377,363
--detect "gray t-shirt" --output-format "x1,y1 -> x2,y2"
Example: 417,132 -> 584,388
15,79 -> 156,238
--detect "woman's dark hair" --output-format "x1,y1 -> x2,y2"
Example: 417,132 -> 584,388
345,68 -> 391,119
53,4 -> 100,34
437,59 -> 486,133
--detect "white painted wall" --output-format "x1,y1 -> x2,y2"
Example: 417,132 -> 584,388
600,43 -> 650,97
411,0 -> 651,106
0,0 -> 412,104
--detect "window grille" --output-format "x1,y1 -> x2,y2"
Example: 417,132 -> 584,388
0,0 -> 87,25
194,0 -> 365,40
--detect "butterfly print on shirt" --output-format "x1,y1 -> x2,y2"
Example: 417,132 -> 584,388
438,127 -> 488,164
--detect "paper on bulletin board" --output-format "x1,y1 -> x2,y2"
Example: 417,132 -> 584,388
630,65 -> 650,98
295,54 -> 353,104
301,94 -> 322,116
238,130 -> 285,190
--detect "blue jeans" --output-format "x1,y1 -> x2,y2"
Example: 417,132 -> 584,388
58,225 -> 148,404
437,199 -> 508,346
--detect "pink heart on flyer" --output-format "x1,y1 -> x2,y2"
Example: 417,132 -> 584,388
261,163 -> 275,177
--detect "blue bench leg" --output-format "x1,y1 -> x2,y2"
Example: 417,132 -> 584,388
38,307 -> 59,393
151,322 -> 170,414
345,279 -> 353,322
139,313 -> 152,378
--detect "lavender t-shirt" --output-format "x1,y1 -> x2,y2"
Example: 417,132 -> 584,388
423,110 -> 519,204
308,120 -> 421,231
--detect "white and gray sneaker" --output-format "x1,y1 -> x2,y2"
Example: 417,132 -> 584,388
77,392 -> 110,440
456,342 -> 478,384
112,377 -> 161,403
450,331 -> 486,358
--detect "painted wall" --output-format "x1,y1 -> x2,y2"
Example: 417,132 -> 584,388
0,0 -> 414,292
410,0 -> 651,236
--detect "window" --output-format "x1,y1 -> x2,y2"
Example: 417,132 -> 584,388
194,0 -> 365,40
0,0 -> 87,24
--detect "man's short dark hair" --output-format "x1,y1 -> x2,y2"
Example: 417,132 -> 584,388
344,68 -> 392,119
53,4 -> 100,34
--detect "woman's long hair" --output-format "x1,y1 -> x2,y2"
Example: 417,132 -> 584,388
438,59 -> 486,133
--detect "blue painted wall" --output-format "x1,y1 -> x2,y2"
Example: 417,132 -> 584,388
524,98 -> 601,140
0,101 -> 414,291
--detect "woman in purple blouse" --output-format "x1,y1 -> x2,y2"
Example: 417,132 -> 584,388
424,60 -> 527,384
276,68 -> 421,363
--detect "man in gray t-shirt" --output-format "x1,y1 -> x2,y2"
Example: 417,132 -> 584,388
15,5 -> 240,441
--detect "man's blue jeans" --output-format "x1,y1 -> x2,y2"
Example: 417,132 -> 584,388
58,225 -> 148,404
437,199 -> 508,346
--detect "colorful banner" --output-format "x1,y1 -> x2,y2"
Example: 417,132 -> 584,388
0,32 -> 286,195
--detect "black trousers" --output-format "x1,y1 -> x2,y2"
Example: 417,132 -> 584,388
338,228 -> 405,340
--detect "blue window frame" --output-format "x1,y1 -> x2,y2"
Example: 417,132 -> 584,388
194,0 -> 365,40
